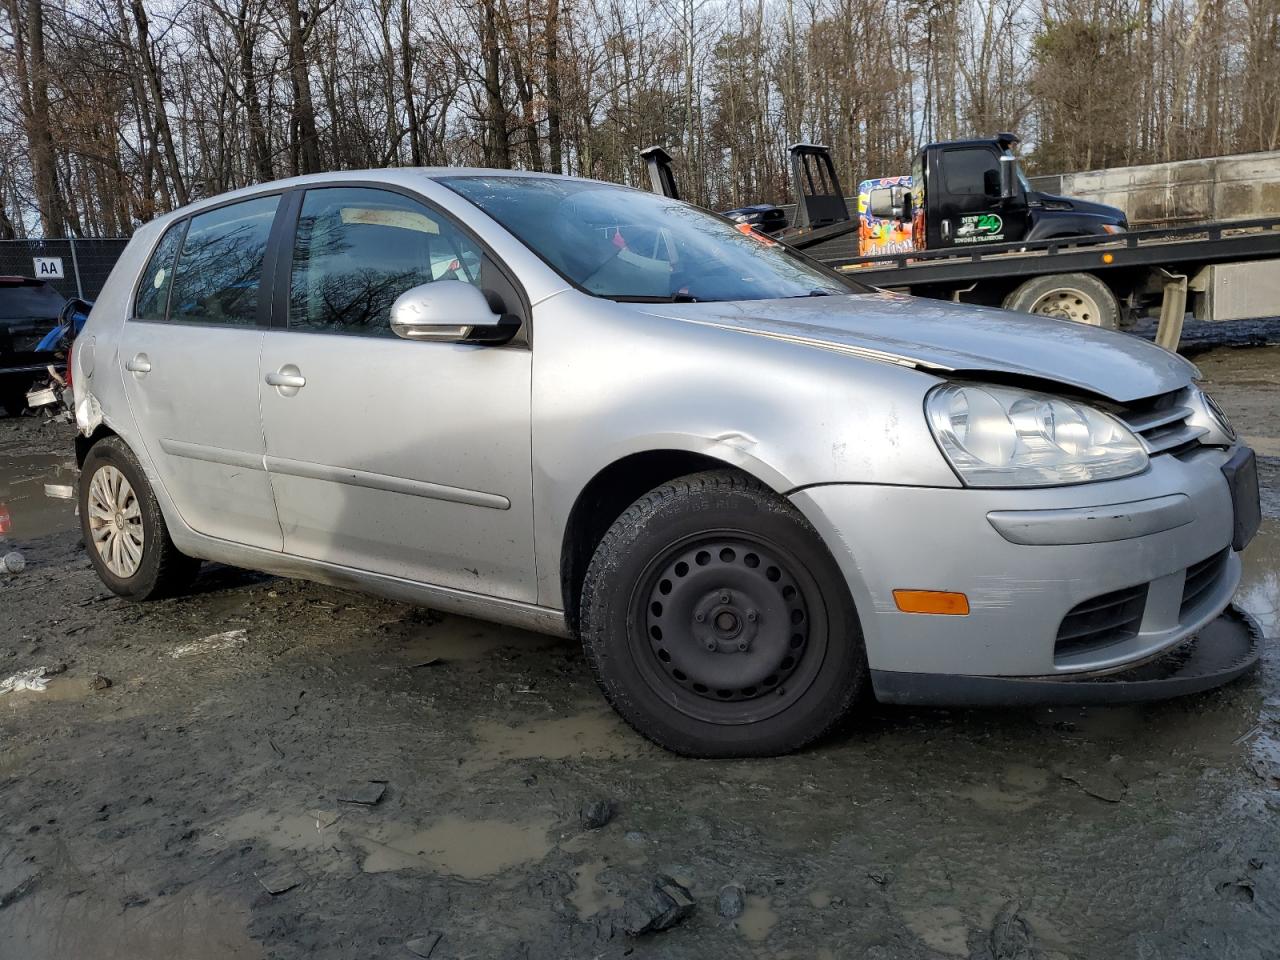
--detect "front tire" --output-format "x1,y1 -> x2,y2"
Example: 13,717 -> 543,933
79,437 -> 201,600
580,470 -> 867,757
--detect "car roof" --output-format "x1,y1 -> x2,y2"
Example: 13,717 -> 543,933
152,168 -> 629,228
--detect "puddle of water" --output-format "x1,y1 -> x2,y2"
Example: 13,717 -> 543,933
353,814 -> 553,878
0,452 -> 77,541
1238,520 -> 1278,636
807,889 -> 832,909
738,894 -> 779,942
568,859 -> 625,918
471,707 -> 643,760
2,675 -> 98,705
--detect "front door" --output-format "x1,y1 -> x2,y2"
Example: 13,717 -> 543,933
932,146 -> 1029,248
258,185 -> 536,601
117,194 -> 283,550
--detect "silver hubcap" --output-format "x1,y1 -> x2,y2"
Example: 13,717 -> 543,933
1030,289 -> 1102,326
87,465 -> 144,578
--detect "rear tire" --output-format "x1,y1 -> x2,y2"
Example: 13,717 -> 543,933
79,437 -> 201,600
580,470 -> 867,757
1003,272 -> 1120,330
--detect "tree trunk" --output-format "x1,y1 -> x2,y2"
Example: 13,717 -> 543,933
545,0 -> 563,173
130,0 -> 188,205
400,0 -> 422,165
481,0 -> 511,168
286,0 -> 322,174
7,0 -> 63,236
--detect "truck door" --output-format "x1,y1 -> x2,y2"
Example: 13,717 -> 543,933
930,145 -> 1029,248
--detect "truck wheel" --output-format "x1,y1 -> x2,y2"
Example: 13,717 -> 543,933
580,470 -> 868,757
79,437 -> 201,600
1004,273 -> 1120,330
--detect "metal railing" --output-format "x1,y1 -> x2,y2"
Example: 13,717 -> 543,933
0,237 -> 129,301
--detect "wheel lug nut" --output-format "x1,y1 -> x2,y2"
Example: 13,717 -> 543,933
719,593 -> 730,604
705,641 -> 717,651
746,610 -> 757,622
736,641 -> 748,651
694,612 -> 705,622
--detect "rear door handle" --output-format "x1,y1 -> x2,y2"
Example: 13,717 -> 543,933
126,354 -> 151,374
265,365 -> 306,396
265,371 -> 306,388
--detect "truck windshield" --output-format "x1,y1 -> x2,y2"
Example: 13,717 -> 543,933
441,176 -> 864,303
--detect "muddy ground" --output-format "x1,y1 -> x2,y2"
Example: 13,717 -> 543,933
1,346 -> 1278,960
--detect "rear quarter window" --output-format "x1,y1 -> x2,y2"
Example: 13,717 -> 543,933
134,221 -> 187,320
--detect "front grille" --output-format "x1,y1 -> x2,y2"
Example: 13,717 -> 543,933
1180,548 -> 1230,617
1117,389 -> 1207,455
1055,583 -> 1149,659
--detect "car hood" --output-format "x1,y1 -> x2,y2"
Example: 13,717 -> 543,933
1033,192 -> 1128,226
634,291 -> 1196,403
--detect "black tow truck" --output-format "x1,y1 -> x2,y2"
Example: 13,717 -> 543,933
641,138 -> 1280,345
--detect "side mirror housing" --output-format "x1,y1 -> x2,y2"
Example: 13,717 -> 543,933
998,154 -> 1019,202
389,280 -> 513,344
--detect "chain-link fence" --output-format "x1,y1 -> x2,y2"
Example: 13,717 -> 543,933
0,238 -> 129,301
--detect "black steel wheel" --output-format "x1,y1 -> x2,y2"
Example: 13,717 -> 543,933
635,533 -> 824,723
581,470 -> 867,757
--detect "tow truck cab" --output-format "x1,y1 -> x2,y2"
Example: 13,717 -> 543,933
900,134 -> 1128,251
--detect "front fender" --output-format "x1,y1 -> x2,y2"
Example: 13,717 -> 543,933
529,292 -> 959,605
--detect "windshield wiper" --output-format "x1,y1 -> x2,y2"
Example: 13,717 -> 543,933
611,293 -> 701,303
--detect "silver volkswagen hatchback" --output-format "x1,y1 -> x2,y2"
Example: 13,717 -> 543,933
72,170 -> 1262,756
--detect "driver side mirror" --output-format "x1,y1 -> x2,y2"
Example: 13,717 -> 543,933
389,280 -> 513,344
998,154 -> 1019,202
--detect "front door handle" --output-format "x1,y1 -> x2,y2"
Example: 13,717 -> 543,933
126,353 -> 151,374
265,364 -> 306,396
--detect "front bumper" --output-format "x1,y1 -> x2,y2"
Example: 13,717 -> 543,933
872,606 -> 1261,705
791,444 -> 1255,689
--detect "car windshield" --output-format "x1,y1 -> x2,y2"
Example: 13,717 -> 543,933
440,176 -> 863,302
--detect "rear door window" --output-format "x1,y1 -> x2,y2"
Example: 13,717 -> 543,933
287,186 -> 487,338
134,221 -> 187,320
168,195 -> 280,326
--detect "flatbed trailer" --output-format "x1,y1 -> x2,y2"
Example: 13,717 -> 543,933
801,216 -> 1280,348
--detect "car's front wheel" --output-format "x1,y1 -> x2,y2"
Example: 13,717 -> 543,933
580,470 -> 867,757
79,437 -> 201,599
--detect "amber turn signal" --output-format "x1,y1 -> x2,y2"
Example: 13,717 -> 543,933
893,589 -> 970,615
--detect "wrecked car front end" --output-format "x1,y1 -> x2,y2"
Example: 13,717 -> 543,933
617,295 -> 1263,705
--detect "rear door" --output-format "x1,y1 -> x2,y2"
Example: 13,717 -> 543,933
117,194 -> 284,550
257,184 -> 536,600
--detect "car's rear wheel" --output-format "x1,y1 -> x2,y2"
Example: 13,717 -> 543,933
580,470 -> 867,757
79,437 -> 201,600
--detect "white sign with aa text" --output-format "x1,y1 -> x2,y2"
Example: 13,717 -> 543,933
33,256 -> 65,279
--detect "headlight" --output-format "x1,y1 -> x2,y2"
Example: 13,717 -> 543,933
1101,223 -> 1126,235
926,383 -> 1149,487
